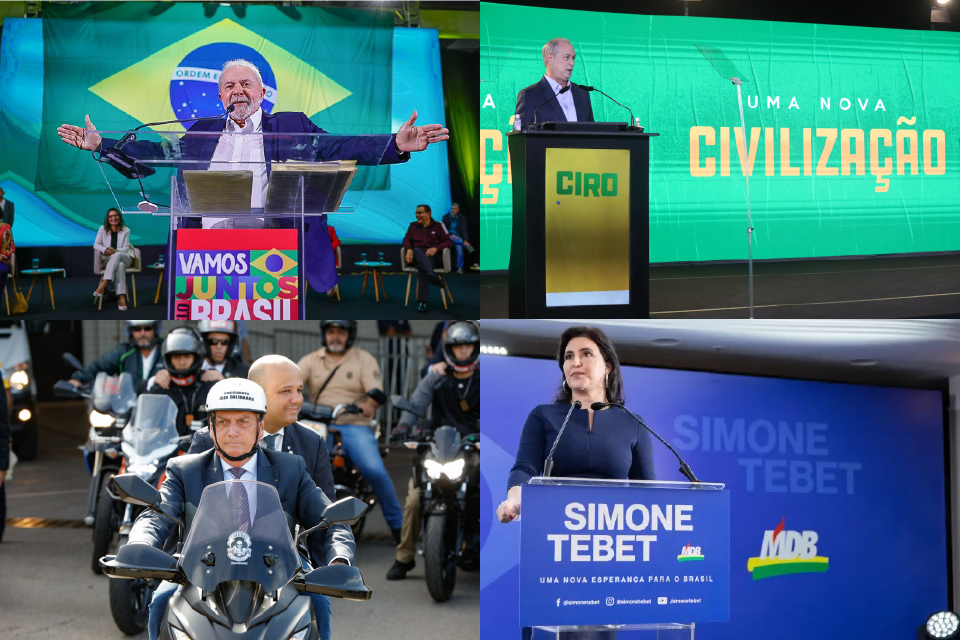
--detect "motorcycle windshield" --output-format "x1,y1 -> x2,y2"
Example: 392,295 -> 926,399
123,395 -> 180,456
181,480 -> 299,593
431,426 -> 462,462
93,371 -> 137,415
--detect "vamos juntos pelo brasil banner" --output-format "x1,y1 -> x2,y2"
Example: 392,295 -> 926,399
172,229 -> 300,320
480,3 -> 960,270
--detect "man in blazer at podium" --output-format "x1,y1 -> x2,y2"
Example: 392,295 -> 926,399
515,38 -> 595,127
56,58 -> 450,295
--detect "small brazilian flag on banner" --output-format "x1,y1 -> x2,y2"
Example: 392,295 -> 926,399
250,249 -> 298,279
37,1 -> 393,194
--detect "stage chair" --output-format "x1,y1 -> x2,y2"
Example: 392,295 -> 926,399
402,246 -> 454,309
95,246 -> 142,310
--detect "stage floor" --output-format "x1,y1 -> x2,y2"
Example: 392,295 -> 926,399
481,254 -> 960,318
10,271 -> 479,320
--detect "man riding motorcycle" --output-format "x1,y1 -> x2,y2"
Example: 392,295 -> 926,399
197,320 -> 249,381
387,320 -> 480,580
131,377 -> 354,640
298,320 -> 403,543
69,321 -> 163,393
146,328 -> 217,437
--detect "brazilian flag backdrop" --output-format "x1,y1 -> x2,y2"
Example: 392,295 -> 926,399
38,1 -> 391,195
0,2 -> 450,246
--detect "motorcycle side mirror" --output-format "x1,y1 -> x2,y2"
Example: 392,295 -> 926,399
113,473 -> 162,508
297,497 -> 369,543
53,380 -> 81,398
62,353 -> 85,372
297,564 -> 372,601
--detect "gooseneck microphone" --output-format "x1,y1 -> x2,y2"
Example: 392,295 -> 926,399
532,85 -> 570,125
579,85 -> 637,128
112,104 -> 237,151
543,400 -> 581,477
591,402 -> 701,483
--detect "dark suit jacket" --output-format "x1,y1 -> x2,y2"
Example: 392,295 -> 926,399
515,77 -> 595,126
0,199 -> 13,228
128,447 -> 353,566
188,421 -> 335,502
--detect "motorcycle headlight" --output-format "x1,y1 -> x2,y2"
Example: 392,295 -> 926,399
9,370 -> 28,391
90,411 -> 115,428
289,629 -> 310,640
424,458 -> 466,481
126,463 -> 158,478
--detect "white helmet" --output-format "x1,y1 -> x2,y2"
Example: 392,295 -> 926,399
206,378 -> 267,418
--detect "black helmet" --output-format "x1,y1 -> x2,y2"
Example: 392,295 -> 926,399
442,320 -> 479,373
126,320 -> 161,345
197,320 -> 239,361
161,328 -> 206,382
320,320 -> 357,349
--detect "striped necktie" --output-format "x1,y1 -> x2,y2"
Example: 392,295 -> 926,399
228,466 -> 251,532
262,433 -> 278,451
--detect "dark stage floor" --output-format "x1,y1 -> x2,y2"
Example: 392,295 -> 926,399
10,271 -> 479,320
481,254 -> 960,319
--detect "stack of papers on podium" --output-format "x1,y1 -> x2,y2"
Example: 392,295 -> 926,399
265,160 -> 357,215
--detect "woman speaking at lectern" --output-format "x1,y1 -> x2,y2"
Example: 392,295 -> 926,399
496,325 -> 656,525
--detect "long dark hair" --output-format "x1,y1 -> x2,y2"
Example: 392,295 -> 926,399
103,207 -> 125,232
554,325 -> 624,405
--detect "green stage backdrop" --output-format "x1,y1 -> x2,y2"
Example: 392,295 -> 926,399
480,2 -> 960,270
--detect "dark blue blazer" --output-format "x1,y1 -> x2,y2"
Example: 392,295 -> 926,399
188,421 -> 335,503
128,447 -> 354,566
508,402 -> 655,488
515,77 -> 595,126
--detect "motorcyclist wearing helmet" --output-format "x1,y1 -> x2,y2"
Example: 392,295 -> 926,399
386,320 -> 480,580
197,319 -> 249,381
297,320 -> 404,542
133,378 -> 354,640
146,328 -> 217,436
68,320 -> 163,393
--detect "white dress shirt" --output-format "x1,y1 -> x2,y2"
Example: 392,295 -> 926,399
205,107 -> 267,228
543,75 -> 578,122
202,359 -> 226,374
260,426 -> 285,453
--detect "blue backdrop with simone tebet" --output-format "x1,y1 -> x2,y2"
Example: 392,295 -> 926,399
0,3 -> 449,247
480,353 -> 949,639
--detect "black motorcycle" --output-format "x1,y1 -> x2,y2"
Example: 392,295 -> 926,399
299,391 -> 388,540
53,359 -> 137,574
101,474 -> 372,640
107,394 -> 194,635
392,396 -> 480,603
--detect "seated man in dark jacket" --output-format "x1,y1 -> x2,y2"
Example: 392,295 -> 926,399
403,203 -> 454,313
441,202 -> 473,273
147,328 -> 216,437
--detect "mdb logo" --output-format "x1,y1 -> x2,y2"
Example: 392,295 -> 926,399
746,517 -> 830,580
605,597 -> 615,607
556,171 -> 619,197
657,596 -> 668,605
677,543 -> 705,562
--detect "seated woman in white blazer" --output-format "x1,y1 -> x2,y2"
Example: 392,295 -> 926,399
93,208 -> 135,310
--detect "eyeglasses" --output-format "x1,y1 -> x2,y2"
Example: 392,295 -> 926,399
130,326 -> 154,333
206,338 -> 230,346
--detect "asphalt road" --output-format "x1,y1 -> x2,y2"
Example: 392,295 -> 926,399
0,400 -> 479,640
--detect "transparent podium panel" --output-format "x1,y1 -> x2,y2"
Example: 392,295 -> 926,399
87,129 -> 395,319
528,477 -> 725,491
91,130 -> 393,218
531,623 -> 694,640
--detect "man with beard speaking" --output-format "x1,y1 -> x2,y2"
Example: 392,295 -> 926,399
56,58 -> 450,295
